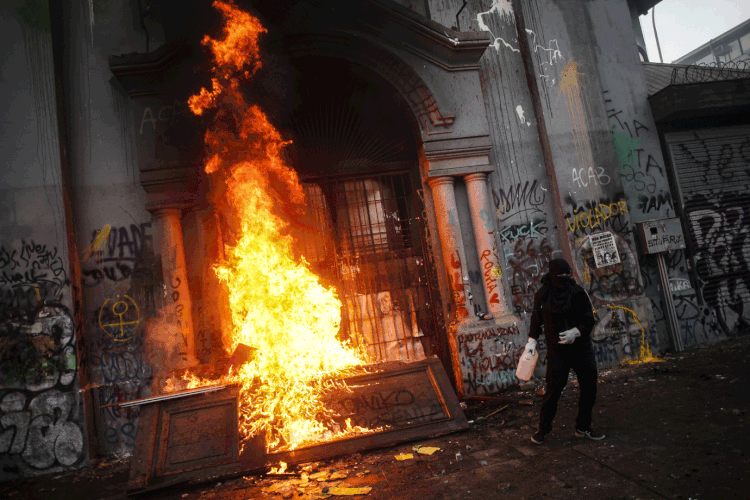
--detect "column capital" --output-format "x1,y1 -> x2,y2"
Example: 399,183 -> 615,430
463,172 -> 489,184
150,207 -> 184,218
427,175 -> 455,189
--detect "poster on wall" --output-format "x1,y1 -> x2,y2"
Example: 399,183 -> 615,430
590,232 -> 620,268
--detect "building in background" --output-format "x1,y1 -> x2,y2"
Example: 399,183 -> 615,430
2,0 -> 747,479
673,17 -> 750,65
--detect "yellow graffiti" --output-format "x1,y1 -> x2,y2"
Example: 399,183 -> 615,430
491,264 -> 503,279
581,264 -> 591,287
594,304 -> 661,365
495,202 -> 507,220
98,294 -> 141,342
565,201 -> 628,233
560,61 -> 594,173
559,61 -> 605,199
82,224 -> 112,261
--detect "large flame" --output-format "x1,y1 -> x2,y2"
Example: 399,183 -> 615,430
184,0 -> 367,452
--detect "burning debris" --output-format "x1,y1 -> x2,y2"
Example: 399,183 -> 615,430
177,0 -> 371,453
123,5 -> 468,494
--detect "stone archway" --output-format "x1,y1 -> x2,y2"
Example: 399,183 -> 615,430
262,53 -> 446,368
110,0 -> 504,394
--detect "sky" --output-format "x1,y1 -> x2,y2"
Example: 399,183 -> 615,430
639,0 -> 750,63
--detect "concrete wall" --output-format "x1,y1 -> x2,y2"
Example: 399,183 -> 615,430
56,0 -> 168,459
424,0 -> 673,382
585,0 -> 724,350
0,1 -> 85,479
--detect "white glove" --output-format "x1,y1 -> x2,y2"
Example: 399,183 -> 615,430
558,327 -> 581,344
525,338 -> 537,356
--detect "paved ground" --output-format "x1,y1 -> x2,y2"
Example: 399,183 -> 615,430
3,335 -> 750,500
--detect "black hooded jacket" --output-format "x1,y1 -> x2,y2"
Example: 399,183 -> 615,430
527,259 -> 596,351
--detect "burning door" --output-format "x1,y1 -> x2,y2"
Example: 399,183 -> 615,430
295,172 -> 440,364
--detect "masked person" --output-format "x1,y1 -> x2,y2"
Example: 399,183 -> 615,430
525,258 -> 604,444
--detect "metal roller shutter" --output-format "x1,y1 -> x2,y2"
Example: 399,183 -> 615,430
666,127 -> 750,333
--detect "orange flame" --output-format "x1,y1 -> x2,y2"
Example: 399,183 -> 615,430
184,1 -> 367,452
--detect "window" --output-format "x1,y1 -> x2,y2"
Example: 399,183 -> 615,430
740,33 -> 750,54
728,39 -> 742,61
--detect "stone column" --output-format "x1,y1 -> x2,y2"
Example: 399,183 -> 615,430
464,173 -> 508,317
427,176 -> 473,321
153,208 -> 197,368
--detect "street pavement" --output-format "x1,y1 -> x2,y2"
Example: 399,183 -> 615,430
3,335 -> 749,500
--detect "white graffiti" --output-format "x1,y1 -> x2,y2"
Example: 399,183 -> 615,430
476,0 -> 564,86
476,0 -> 519,53
572,166 -> 611,188
515,105 -> 531,127
0,390 -> 84,469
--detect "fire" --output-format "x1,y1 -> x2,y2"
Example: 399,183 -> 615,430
182,1 -> 368,452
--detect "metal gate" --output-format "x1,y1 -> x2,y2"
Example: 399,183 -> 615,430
666,127 -> 750,333
294,171 -> 444,364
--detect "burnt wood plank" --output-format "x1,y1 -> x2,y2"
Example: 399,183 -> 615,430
128,359 -> 466,493
128,404 -> 159,490
127,385 -> 258,496
272,357 -> 467,465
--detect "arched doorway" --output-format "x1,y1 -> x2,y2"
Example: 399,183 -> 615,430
275,56 -> 447,367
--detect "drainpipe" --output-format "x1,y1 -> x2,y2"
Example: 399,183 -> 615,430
509,0 -> 574,267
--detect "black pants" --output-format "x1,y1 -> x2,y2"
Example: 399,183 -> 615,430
539,343 -> 598,434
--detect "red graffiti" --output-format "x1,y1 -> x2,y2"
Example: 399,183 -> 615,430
480,249 -> 499,301
450,251 -> 462,269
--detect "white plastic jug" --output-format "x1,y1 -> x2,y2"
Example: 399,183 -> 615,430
515,346 -> 538,381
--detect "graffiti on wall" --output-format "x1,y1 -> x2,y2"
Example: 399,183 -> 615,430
98,295 -> 141,343
82,223 -> 153,287
574,231 -> 642,303
559,60 -> 598,187
590,304 -> 656,365
90,292 -> 151,452
457,323 -> 534,396
476,0 -> 565,87
95,383 -> 142,452
0,303 -> 84,476
600,88 -> 720,352
492,181 -> 547,224
502,224 -> 559,315
604,89 -> 673,221
79,221 -> 161,457
684,190 -> 750,334
0,241 -> 68,323
564,195 -> 631,239
498,218 -> 548,244
139,99 -> 192,136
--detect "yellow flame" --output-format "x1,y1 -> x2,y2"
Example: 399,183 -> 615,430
269,461 -> 288,474
180,0 -> 368,452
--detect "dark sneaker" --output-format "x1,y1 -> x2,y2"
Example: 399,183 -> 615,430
575,428 -> 605,440
531,431 -> 546,444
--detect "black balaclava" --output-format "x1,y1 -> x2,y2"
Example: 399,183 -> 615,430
541,258 -> 576,312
